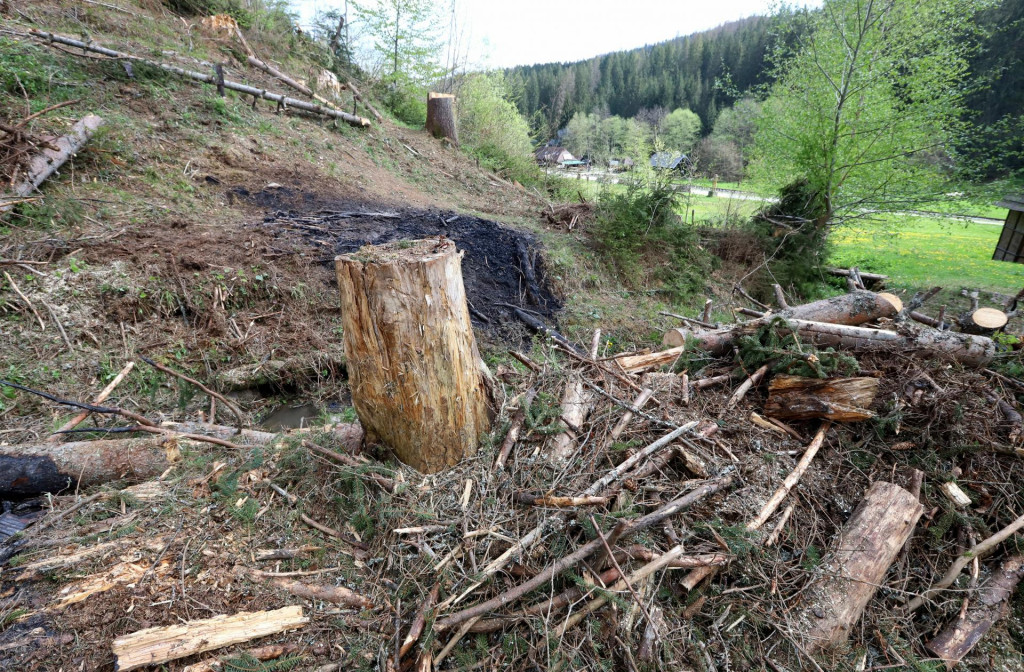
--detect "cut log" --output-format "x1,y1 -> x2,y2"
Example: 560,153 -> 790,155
959,307 -> 1008,336
938,481 -> 972,508
764,375 -> 879,422
829,268 -> 888,286
425,92 -> 457,145
616,346 -> 685,373
877,292 -> 903,312
0,437 -> 182,498
663,290 -> 899,350
1,115 -> 104,214
335,239 -> 492,473
926,554 -> 1024,669
799,481 -> 923,652
111,606 -> 309,671
548,376 -> 594,462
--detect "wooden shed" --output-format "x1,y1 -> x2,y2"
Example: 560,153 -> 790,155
993,195 -> 1024,263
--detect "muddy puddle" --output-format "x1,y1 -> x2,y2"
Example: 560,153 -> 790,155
244,190 -> 562,343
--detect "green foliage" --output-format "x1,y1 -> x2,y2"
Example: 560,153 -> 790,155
736,317 -> 859,378
221,653 -> 304,671
594,170 -> 716,301
524,391 -> 566,436
754,0 -> 993,224
660,108 -> 702,154
457,73 -> 538,183
564,112 -> 646,164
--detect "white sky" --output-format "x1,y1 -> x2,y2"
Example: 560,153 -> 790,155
291,0 -> 822,70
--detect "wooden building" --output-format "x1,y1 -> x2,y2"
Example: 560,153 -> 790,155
993,194 -> 1024,263
535,146 -> 575,166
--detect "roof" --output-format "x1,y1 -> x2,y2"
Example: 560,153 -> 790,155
996,195 -> 1024,212
649,152 -> 688,169
535,146 -> 575,162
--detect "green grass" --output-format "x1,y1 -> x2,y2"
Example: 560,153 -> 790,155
830,215 -> 1024,291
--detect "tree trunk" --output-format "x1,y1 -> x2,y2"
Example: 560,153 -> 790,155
335,238 -> 492,473
425,92 -> 457,145
926,554 -> 1024,669
662,290 -> 899,350
1,115 -> 104,214
0,437 -> 182,497
800,481 -> 923,652
764,375 -> 880,422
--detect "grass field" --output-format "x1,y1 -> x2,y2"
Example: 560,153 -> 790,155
830,215 -> 1023,292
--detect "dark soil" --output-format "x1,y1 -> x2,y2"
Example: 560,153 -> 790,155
248,189 -> 562,344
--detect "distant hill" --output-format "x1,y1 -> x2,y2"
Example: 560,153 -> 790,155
504,15 -> 781,137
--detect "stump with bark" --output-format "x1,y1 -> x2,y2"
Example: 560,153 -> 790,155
799,481 -> 924,652
335,238 -> 492,473
425,92 -> 457,145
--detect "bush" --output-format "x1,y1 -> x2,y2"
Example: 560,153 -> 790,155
594,172 -> 716,301
695,137 -> 743,182
457,73 -> 538,184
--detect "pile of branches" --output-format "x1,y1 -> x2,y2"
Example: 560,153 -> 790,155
543,200 -> 594,231
0,101 -> 79,189
2,288 -> 1024,671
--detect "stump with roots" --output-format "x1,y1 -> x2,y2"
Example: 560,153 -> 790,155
335,238 -> 492,473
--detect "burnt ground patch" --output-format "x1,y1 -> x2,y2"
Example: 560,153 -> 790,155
258,203 -> 562,343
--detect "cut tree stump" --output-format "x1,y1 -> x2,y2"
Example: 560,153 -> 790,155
0,437 -> 182,498
111,606 -> 309,671
335,238 -> 492,473
1,115 -> 104,214
764,375 -> 879,422
662,290 -> 900,350
959,307 -> 1008,336
799,481 -> 923,652
425,92 -> 457,145
926,554 -> 1024,669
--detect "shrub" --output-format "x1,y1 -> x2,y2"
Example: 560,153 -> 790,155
695,137 -> 743,182
456,73 -> 538,184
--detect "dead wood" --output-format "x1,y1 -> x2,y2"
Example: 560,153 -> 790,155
548,376 -> 594,461
799,481 -> 924,652
663,290 -> 900,350
764,375 -> 880,422
141,357 -> 245,427
47,361 -> 135,442
959,307 -> 1009,336
721,363 -> 769,415
616,346 -> 686,373
926,554 -> 1024,669
399,583 -> 439,659
111,606 -> 309,671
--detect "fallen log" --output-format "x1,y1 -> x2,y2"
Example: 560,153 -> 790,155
548,376 -> 594,462
48,361 -> 135,442
26,30 -> 371,127
764,375 -> 879,422
615,346 -> 685,373
799,481 -> 923,652
111,606 -> 309,671
663,290 -> 900,350
1,114 -> 104,214
829,268 -> 888,286
926,554 -> 1024,669
0,437 -> 182,498
247,55 -> 340,110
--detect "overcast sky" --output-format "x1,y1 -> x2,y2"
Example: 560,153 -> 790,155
291,0 -> 822,69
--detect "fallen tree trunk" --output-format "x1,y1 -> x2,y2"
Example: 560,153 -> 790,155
663,290 -> 899,350
764,375 -> 880,422
800,481 -> 923,652
246,55 -> 340,110
335,239 -> 492,473
26,30 -> 371,127
1,115 -> 104,214
926,554 -> 1024,669
0,437 -> 182,497
111,606 -> 308,671
615,346 -> 685,373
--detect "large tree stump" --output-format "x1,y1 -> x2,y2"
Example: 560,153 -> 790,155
335,239 -> 492,473
799,481 -> 923,652
425,92 -> 457,145
926,554 -> 1024,669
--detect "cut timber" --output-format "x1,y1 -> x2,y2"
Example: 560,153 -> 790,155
0,437 -> 182,498
425,92 -> 457,145
926,554 -> 1024,669
663,290 -> 899,350
1,115 -> 103,214
959,307 -> 1008,336
616,346 -> 685,373
938,481 -> 972,508
111,606 -> 308,671
335,239 -> 492,473
877,292 -> 903,312
800,481 -> 923,652
764,375 -> 879,422
26,30 -> 370,127
548,377 -> 594,462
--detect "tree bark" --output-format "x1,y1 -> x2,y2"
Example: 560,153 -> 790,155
1,115 -> 104,214
800,481 -> 923,652
0,437 -> 182,497
926,554 -> 1024,669
425,92 -> 457,145
959,307 -> 1008,336
764,375 -> 879,422
662,290 -> 899,350
335,239 -> 492,473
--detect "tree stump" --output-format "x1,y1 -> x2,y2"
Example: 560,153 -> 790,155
426,92 -> 457,145
799,481 -> 923,652
958,307 -> 1008,336
335,238 -> 492,473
